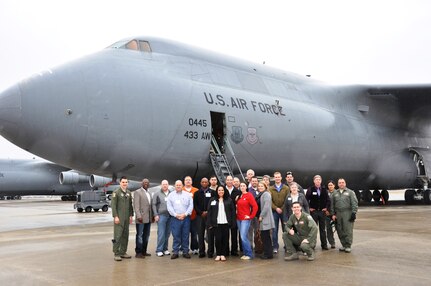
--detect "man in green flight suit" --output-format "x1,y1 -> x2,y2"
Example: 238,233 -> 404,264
111,176 -> 134,261
283,201 -> 318,261
330,178 -> 358,253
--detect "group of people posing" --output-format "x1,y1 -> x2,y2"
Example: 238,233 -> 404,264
110,170 -> 358,262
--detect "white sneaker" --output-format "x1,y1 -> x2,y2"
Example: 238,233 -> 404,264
163,250 -> 170,255
273,249 -> 278,254
240,256 -> 251,260
156,252 -> 164,257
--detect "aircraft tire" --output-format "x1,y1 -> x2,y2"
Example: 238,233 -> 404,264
77,208 -> 83,213
372,190 -> 381,205
85,206 -> 92,213
362,190 -> 372,202
354,190 -> 361,202
93,208 -> 99,212
424,189 -> 431,205
404,189 -> 415,205
102,205 -> 109,212
381,189 -> 389,205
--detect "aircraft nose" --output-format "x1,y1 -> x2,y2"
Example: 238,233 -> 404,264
0,84 -> 22,142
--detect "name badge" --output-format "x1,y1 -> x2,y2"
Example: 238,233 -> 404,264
205,192 -> 211,198
344,192 -> 349,196
312,192 -> 317,195
211,201 -> 217,206
288,197 -> 292,200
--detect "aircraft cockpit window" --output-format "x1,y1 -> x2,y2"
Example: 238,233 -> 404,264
139,41 -> 152,52
125,40 -> 151,52
126,40 -> 139,51
108,39 -> 152,52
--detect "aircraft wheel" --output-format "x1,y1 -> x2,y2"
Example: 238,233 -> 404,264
61,196 -> 66,201
102,205 -> 109,212
85,206 -> 92,213
77,208 -> 83,213
107,195 -> 112,200
372,190 -> 381,205
0,196 -> 4,200
404,189 -> 415,205
354,190 -> 361,202
362,190 -> 372,202
424,189 -> 431,205
381,189 -> 389,205
93,208 -> 99,212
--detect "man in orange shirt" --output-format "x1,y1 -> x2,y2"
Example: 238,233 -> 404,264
183,176 -> 199,254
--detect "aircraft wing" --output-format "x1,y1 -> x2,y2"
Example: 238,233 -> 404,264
366,83 -> 431,121
367,83 -> 431,99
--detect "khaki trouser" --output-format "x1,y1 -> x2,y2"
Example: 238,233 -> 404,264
113,220 -> 130,256
282,232 -> 315,256
335,210 -> 354,248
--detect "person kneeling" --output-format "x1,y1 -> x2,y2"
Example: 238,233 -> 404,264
282,202 -> 318,261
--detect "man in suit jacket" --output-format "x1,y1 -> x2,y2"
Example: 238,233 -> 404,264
224,175 -> 241,256
194,177 -> 217,258
134,178 -> 153,258
306,175 -> 330,250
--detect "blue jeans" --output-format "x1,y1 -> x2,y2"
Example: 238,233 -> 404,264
272,211 -> 283,250
135,222 -> 151,254
237,219 -> 253,258
156,214 -> 171,253
171,216 -> 191,254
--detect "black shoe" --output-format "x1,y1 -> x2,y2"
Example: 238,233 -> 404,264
143,253 -> 152,256
183,253 -> 191,259
322,246 -> 329,250
207,254 -> 213,258
260,255 -> 273,260
198,253 -> 206,258
171,254 -> 179,259
231,252 -> 239,257
331,245 -> 336,249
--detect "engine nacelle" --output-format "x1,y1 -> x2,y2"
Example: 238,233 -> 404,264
90,175 -> 113,188
59,171 -> 90,185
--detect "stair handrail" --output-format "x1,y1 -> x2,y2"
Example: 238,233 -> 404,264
224,137 -> 245,182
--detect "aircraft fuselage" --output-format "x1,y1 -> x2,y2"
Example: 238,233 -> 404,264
1,37 -> 430,190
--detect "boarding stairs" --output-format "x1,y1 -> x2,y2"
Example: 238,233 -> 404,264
210,135 -> 245,183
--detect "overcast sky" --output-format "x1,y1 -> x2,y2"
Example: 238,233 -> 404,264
1,0 -> 431,159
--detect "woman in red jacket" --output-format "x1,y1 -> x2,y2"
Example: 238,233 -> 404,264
236,182 -> 258,260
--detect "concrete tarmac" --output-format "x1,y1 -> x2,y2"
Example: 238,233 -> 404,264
1,196 -> 431,286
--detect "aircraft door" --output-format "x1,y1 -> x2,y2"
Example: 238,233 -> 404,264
210,111 -> 225,154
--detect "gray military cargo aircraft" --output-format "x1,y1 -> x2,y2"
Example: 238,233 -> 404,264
0,158 -> 140,200
0,36 -> 430,205
0,158 -> 85,200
